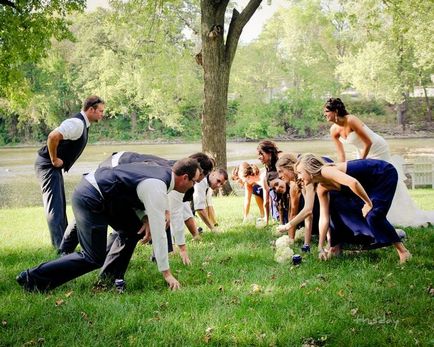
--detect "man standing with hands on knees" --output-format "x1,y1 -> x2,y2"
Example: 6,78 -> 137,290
35,95 -> 105,251
17,158 -> 200,292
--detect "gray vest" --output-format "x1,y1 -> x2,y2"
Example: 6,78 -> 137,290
37,113 -> 88,172
95,162 -> 172,210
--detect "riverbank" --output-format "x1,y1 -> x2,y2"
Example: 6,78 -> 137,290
1,133 -> 434,148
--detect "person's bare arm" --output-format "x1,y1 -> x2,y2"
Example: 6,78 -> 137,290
321,166 -> 373,216
277,183 -> 315,231
47,130 -> 64,167
197,209 -> 215,231
316,184 -> 330,259
243,183 -> 253,219
330,125 -> 346,162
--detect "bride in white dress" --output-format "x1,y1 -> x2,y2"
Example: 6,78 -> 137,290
325,97 -> 434,227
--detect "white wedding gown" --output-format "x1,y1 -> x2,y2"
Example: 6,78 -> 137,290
339,125 -> 434,227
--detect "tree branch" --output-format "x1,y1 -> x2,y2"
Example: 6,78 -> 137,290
215,0 -> 230,24
225,0 -> 263,66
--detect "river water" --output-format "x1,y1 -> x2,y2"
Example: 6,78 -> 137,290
1,138 -> 434,179
0,138 -> 433,207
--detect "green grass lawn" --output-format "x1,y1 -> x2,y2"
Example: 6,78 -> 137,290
0,192 -> 433,346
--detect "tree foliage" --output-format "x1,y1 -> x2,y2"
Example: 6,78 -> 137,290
0,0 -> 85,100
0,0 -> 432,145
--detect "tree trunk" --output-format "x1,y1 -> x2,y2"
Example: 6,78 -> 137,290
130,111 -> 137,134
396,93 -> 409,132
201,3 -> 229,172
199,0 -> 263,195
422,85 -> 432,122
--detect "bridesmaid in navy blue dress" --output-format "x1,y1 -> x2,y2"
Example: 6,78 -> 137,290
295,154 -> 411,264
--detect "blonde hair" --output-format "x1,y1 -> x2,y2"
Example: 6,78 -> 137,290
238,162 -> 260,178
276,153 -> 297,174
296,153 -> 327,177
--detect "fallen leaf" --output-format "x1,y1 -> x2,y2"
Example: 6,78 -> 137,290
251,284 -> 262,293
80,311 -> 93,325
350,308 -> 358,316
2,320 -> 7,327
55,299 -> 64,307
300,282 -> 307,289
230,297 -> 240,304
317,274 -> 327,281
337,289 -> 345,297
65,291 -> 73,298
159,302 -> 169,310
204,326 -> 214,343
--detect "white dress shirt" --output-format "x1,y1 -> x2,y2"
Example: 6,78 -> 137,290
56,111 -> 89,140
193,178 -> 209,210
168,190 -> 186,246
136,176 -> 174,272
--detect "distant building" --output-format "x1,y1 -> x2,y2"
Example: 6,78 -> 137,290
410,87 -> 434,98
410,74 -> 434,98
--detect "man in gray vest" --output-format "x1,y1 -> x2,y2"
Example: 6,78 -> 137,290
35,96 -> 105,251
17,158 -> 200,292
58,152 -> 214,292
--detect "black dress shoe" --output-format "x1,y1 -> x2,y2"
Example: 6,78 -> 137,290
114,279 -> 126,294
16,270 -> 37,292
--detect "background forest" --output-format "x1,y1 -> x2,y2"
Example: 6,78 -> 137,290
0,0 -> 433,145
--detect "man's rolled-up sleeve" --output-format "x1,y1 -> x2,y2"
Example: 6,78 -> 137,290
168,191 -> 185,246
137,179 -> 169,271
193,180 -> 207,210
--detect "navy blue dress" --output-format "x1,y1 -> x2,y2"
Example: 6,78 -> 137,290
329,159 -> 400,247
252,184 -> 263,197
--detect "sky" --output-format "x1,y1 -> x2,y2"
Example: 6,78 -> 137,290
86,0 -> 288,43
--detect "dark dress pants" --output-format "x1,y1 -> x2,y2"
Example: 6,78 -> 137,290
28,179 -> 107,291
35,155 -> 68,250
59,220 -> 79,254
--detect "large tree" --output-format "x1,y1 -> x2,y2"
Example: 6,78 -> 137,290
199,0 -> 262,175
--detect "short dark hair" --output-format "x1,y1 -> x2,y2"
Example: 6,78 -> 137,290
83,95 -> 105,111
173,158 -> 200,180
188,152 -> 215,176
214,168 -> 228,181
